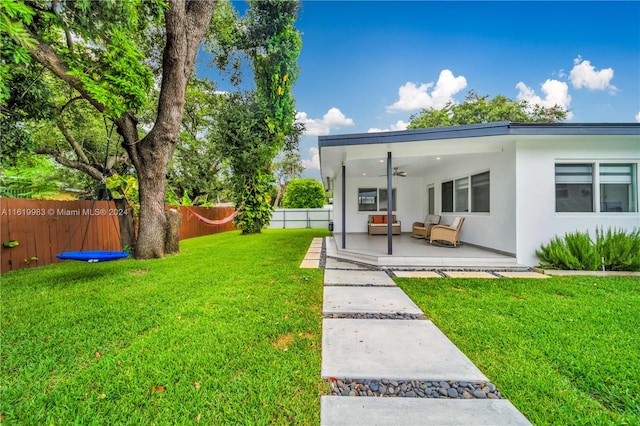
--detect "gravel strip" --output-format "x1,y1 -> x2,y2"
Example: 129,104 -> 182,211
324,313 -> 424,320
327,378 -> 503,399
318,238 -> 326,269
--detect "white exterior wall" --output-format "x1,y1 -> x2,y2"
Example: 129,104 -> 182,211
421,145 -> 517,254
515,136 -> 640,266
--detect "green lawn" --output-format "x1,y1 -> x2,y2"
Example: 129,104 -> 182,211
396,276 -> 640,425
1,229 -> 328,425
4,231 -> 639,425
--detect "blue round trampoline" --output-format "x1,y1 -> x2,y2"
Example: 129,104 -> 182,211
56,251 -> 129,263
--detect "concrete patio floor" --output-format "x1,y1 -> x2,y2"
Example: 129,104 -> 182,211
328,233 -> 521,268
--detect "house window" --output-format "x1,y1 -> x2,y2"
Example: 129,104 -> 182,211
357,188 -> 377,211
379,188 -> 397,211
358,188 -> 396,211
441,181 -> 453,212
555,164 -> 594,212
471,171 -> 490,213
427,186 -> 435,215
455,177 -> 469,212
442,172 -> 490,213
600,164 -> 637,212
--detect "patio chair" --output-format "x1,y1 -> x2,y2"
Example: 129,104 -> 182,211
411,215 -> 440,238
429,217 -> 465,247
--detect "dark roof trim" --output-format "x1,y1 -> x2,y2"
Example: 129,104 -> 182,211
318,121 -> 640,148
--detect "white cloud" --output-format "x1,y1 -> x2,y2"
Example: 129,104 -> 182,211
516,79 -> 573,119
367,120 -> 409,133
569,56 -> 617,93
295,108 -> 355,136
386,70 -> 467,112
301,147 -> 320,170
635,112 -> 640,123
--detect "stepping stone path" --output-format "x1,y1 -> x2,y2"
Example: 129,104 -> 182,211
300,238 -> 324,268
320,238 -> 532,425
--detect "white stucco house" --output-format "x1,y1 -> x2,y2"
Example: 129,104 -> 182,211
318,122 -> 640,267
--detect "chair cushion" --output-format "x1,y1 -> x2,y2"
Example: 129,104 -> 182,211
382,215 -> 388,223
372,215 -> 383,224
450,217 -> 461,229
425,215 -> 440,225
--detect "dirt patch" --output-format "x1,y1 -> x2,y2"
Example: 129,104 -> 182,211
272,334 -> 294,350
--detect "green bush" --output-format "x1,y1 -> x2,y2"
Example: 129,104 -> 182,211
596,227 -> 640,271
281,178 -> 326,208
537,227 -> 640,271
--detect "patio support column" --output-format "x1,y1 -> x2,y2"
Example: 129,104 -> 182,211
342,163 -> 346,249
387,151 -> 393,255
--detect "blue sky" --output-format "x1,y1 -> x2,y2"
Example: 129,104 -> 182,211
197,1 -> 640,179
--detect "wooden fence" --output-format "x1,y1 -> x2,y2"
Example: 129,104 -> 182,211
1,198 -> 236,273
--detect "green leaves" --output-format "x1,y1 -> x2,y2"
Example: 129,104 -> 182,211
105,174 -> 139,213
408,90 -> 568,129
281,178 -> 326,209
536,227 -> 640,271
65,28 -> 153,118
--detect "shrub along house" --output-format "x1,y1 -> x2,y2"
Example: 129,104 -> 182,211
318,121 -> 640,267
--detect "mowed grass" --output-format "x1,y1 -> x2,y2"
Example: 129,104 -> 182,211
396,276 -> 640,425
1,229 -> 329,425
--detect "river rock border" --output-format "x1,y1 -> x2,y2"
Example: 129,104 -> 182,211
324,313 -> 424,320
328,378 -> 503,399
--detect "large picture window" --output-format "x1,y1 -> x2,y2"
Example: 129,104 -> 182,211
379,188 -> 397,211
358,188 -> 396,211
442,171 -> 490,213
357,188 -> 377,211
555,162 -> 638,213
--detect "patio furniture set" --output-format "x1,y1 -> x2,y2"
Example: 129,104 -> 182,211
367,214 -> 465,247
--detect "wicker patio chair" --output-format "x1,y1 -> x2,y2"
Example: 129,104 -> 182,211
429,217 -> 465,247
411,214 -> 440,238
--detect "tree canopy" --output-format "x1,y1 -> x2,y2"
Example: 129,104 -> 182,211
281,178 -> 326,209
407,91 -> 567,129
1,0 -> 216,259
1,0 -> 303,248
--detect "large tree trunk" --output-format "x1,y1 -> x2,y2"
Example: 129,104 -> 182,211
123,0 -> 216,259
134,139 -> 174,258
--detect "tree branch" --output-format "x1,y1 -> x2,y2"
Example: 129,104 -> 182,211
56,119 -> 91,165
35,148 -> 104,181
55,96 -> 92,164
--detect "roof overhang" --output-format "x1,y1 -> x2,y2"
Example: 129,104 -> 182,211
318,122 -> 640,182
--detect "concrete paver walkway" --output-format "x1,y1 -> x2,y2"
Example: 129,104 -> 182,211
323,286 -> 422,316
322,319 -> 488,381
321,397 -> 531,425
321,245 -> 531,425
324,269 -> 396,286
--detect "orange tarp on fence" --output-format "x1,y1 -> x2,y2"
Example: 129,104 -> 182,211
1,198 -> 236,273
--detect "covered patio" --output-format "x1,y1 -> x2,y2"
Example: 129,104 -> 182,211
327,233 -> 520,268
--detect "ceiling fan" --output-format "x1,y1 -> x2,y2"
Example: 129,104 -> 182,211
380,167 -> 408,177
